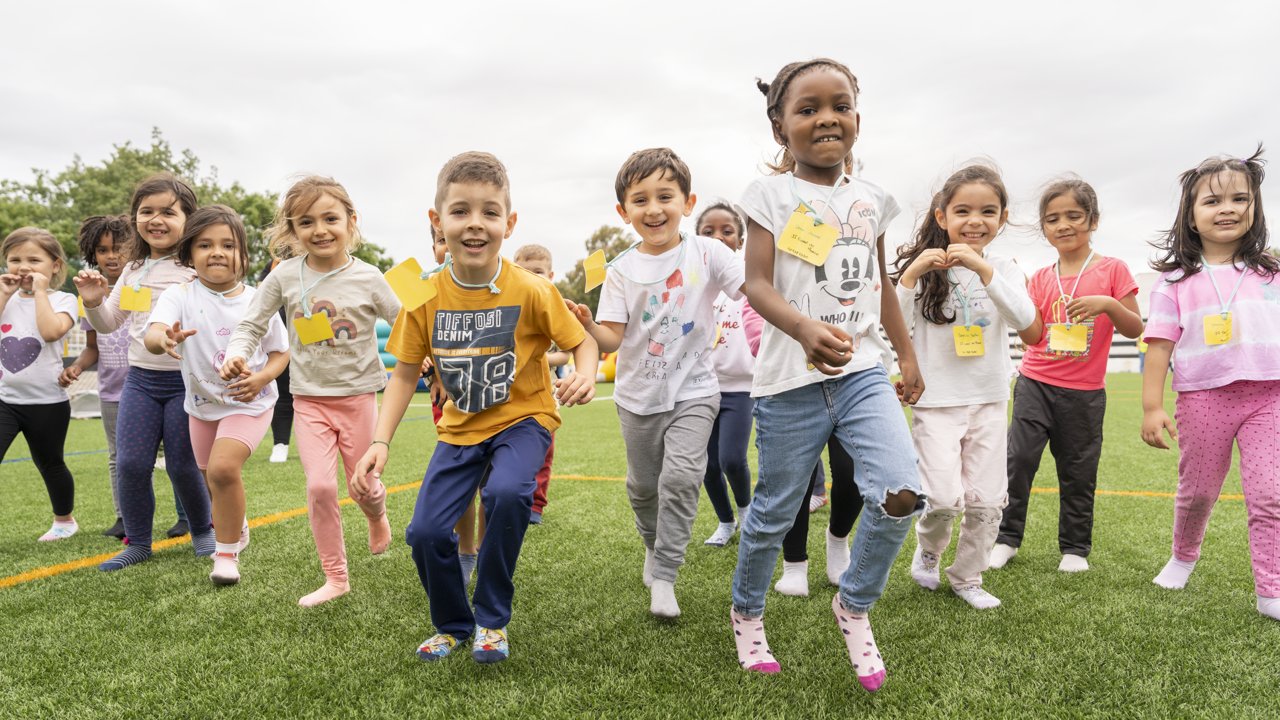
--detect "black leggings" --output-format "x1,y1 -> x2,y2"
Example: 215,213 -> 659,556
270,362 -> 295,446
0,400 -> 75,515
782,435 -> 863,563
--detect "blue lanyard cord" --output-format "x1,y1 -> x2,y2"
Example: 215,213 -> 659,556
947,268 -> 980,327
606,236 -> 687,286
449,256 -> 503,294
131,253 -> 177,292
298,255 -> 355,319
1054,250 -> 1096,325
199,280 -> 242,299
1203,262 -> 1248,318
420,253 -> 451,280
789,173 -> 849,224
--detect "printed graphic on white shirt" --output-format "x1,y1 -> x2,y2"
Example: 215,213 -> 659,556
433,306 -> 520,414
794,199 -> 880,352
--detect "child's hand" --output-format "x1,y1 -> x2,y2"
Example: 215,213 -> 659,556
227,370 -> 270,403
0,274 -> 23,297
26,271 -> 50,293
895,358 -> 925,405
219,355 -> 250,381
555,371 -> 596,406
796,318 -> 852,375
58,365 -> 82,388
565,300 -> 594,327
73,270 -> 109,306
351,444 -> 388,497
1141,408 -> 1178,449
1065,295 -> 1114,325
160,321 -> 196,360
429,371 -> 448,408
902,248 -> 951,286
944,244 -> 992,277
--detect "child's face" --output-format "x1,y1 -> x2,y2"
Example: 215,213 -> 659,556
616,170 -> 695,254
936,183 -> 1007,251
5,241 -> 60,292
1192,170 -> 1254,252
775,67 -> 859,182
135,192 -> 186,257
1042,192 -> 1097,257
430,181 -> 516,282
432,230 -> 448,265
294,193 -> 353,267
190,223 -> 242,290
697,208 -> 741,252
94,231 -> 124,282
516,256 -> 553,280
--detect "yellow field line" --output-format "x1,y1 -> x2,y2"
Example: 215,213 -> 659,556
0,475 -> 1242,591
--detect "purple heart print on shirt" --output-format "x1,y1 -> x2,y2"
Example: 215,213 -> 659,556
1,336 -> 42,374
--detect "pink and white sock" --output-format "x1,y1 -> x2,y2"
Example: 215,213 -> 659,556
730,607 -> 780,674
832,594 -> 886,692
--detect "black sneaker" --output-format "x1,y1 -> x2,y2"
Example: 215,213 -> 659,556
166,519 -> 190,538
102,518 -> 126,539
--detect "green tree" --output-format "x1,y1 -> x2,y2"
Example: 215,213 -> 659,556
555,225 -> 635,311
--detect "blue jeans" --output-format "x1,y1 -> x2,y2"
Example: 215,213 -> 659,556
732,365 -> 922,616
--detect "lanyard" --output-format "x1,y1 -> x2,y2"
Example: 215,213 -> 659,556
1054,250 -> 1096,324
298,255 -> 355,319
948,268 -> 981,327
449,257 -> 503,294
199,280 -> 242,299
132,253 -> 177,291
607,234 -> 687,286
789,172 -> 849,224
1203,262 -> 1247,318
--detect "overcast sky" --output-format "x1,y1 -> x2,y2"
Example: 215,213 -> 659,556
3,1 -> 1276,283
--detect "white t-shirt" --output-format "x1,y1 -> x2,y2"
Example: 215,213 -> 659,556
739,173 -> 900,397
597,234 -> 746,415
896,254 -> 1035,408
710,293 -> 755,393
150,282 -> 289,421
0,291 -> 78,405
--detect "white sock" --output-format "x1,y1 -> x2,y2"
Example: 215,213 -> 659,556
1152,557 -> 1196,590
704,521 -> 737,547
1258,596 -> 1280,621
953,585 -> 1002,610
650,579 -> 680,618
987,543 -> 1017,570
774,560 -> 809,597
911,545 -> 941,591
642,547 -> 655,588
826,530 -> 850,586
1058,554 -> 1089,573
215,542 -> 240,557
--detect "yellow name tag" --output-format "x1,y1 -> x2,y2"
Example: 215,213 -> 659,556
1048,323 -> 1088,353
294,313 -> 335,345
384,258 -> 437,312
777,206 -> 839,265
1204,313 -> 1232,345
583,250 -> 607,291
120,286 -> 152,312
952,325 -> 984,357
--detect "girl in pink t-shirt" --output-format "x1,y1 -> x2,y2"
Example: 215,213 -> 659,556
987,177 -> 1143,574
1141,148 -> 1280,622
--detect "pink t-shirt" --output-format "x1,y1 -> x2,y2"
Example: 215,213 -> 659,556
1018,256 -> 1138,391
1145,265 -> 1280,392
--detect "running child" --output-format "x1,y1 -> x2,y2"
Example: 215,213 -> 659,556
223,175 -> 400,607
1141,148 -> 1280,622
894,165 -> 1036,609
987,177 -> 1144,573
354,151 -> 597,663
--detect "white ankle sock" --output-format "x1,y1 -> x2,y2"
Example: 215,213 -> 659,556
1058,554 -> 1089,573
642,547 -> 655,587
650,579 -> 680,618
987,543 -> 1017,569
1153,557 -> 1196,589
774,560 -> 809,597
1258,596 -> 1280,621
215,542 -> 240,556
826,530 -> 850,585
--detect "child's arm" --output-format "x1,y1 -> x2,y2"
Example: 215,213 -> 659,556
143,320 -> 197,359
877,236 -> 923,405
555,335 -> 599,406
227,350 -> 290,404
1140,338 -> 1177,449
564,301 -> 625,353
546,349 -> 572,367
351,360 -> 422,495
742,219 -> 851,374
59,329 -> 99,387
77,269 -> 127,334
222,274 -> 284,380
30,274 -> 75,342
1066,292 -> 1144,338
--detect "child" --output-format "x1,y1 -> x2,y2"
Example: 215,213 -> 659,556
223,176 -> 400,607
569,147 -> 746,618
0,228 -> 80,541
775,439 -> 861,596
696,202 -> 756,547
987,177 -> 1144,573
78,173 -> 216,570
354,151 -> 597,663
894,165 -> 1036,609
1141,149 -> 1280,622
729,58 -> 923,692
60,215 -> 133,538
147,206 -> 289,585
257,258 -> 295,465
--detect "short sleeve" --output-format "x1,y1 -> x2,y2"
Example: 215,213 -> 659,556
148,285 -> 185,328
386,306 -> 431,365
51,292 -> 78,320
595,262 -> 630,325
1144,277 -> 1182,343
738,178 -> 776,235
262,313 -> 290,355
535,282 -> 588,352
880,191 -> 901,229
707,239 -> 745,301
1110,259 -> 1139,300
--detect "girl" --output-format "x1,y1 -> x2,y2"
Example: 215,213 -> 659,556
987,177 -> 1143,573
729,58 -> 924,692
698,201 -> 755,547
1141,149 -> 1280,622
257,258 -> 296,465
60,215 -> 133,538
0,228 -> 80,541
79,173 -> 217,570
146,206 -> 289,585
222,176 -> 400,607
894,165 -> 1036,609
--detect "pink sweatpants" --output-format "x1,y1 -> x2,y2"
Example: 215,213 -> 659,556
1173,380 -> 1280,598
293,393 -> 388,584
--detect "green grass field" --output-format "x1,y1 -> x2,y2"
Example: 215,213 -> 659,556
1,375 -> 1277,719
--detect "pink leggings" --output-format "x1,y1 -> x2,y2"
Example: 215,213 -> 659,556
1173,380 -> 1280,597
293,393 -> 388,584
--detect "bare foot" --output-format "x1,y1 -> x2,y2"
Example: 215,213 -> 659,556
298,581 -> 350,608
369,514 -> 392,555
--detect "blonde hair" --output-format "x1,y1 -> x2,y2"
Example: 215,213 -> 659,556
266,176 -> 364,259
2,227 -> 68,288
513,243 -> 552,264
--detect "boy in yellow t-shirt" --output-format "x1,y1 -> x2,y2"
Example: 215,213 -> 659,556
354,151 -> 597,665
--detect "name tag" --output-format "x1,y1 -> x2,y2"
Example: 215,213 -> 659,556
1204,313 -> 1232,346
777,206 -> 838,265
120,286 -> 152,312
1047,323 -> 1088,354
953,325 -> 984,357
294,314 -> 335,345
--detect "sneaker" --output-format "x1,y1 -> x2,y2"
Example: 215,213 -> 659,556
237,520 -> 251,552
472,626 -> 509,663
38,520 -> 78,542
416,633 -> 460,662
704,521 -> 737,547
953,585 -> 1001,609
910,546 -> 941,591
809,494 -> 828,513
166,519 -> 189,538
269,443 -> 288,463
102,517 -> 126,539
210,552 -> 241,585
987,543 -> 1017,570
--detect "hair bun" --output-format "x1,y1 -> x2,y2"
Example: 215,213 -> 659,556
755,78 -> 770,97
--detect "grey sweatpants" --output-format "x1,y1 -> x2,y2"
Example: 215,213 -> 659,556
101,400 -> 121,516
617,394 -> 719,582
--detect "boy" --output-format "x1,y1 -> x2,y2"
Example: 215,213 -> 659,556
567,148 -> 745,618
354,151 -> 597,664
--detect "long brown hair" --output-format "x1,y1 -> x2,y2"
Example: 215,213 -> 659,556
125,172 -> 199,264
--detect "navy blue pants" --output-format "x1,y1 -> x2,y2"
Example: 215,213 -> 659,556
116,367 -> 211,546
405,418 -> 551,640
703,391 -> 754,523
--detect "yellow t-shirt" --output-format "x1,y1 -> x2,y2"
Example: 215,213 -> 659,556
387,262 -> 586,445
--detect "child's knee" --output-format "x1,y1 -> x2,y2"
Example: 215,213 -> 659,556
205,459 -> 241,490
883,489 -> 920,518
405,519 -> 454,551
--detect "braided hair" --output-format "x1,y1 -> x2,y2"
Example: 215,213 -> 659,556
756,58 -> 860,175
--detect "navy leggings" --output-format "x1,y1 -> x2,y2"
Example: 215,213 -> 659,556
0,400 -> 75,515
703,391 -> 754,523
117,367 -> 211,546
